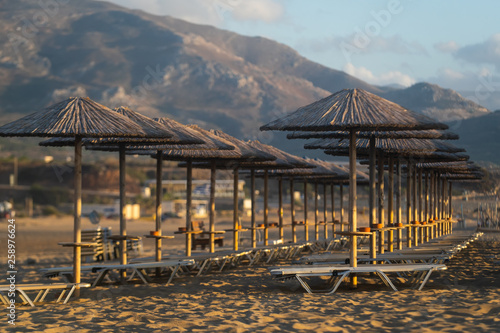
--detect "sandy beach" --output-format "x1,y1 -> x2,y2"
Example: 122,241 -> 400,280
2,215 -> 500,332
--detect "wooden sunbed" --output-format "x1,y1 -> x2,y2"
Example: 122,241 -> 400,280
0,283 -> 90,307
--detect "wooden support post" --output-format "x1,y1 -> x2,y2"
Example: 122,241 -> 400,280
424,171 -> 429,223
349,129 -> 358,288
291,179 -> 296,243
278,176 -> 284,241
119,145 -> 127,279
418,168 -> 424,243
449,182 -> 453,219
314,182 -> 319,241
331,184 -> 336,235
304,179 -> 309,241
340,184 -> 344,232
406,162 -> 412,248
388,156 -> 394,252
209,161 -> 216,253
155,153 -> 163,265
323,183 -> 328,239
73,136 -> 82,295
396,159 -> 403,250
251,169 -> 256,248
377,152 -> 385,254
186,160 -> 193,256
233,167 -> 239,250
412,166 -> 418,247
369,136 -> 376,228
263,170 -> 269,246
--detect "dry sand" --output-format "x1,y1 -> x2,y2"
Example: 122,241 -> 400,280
2,215 -> 500,332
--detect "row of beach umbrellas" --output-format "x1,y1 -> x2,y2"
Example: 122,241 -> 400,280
0,89 -> 482,290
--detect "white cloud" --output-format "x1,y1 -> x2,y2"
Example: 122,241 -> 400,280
106,0 -> 284,26
455,33 -> 500,67
231,0 -> 284,22
434,41 -> 459,53
343,63 -> 416,87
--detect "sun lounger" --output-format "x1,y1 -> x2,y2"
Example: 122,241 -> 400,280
269,263 -> 447,294
40,259 -> 195,286
0,283 -> 90,307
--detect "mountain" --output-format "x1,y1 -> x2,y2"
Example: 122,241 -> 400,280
382,83 -> 490,122
454,110 -> 500,164
0,0 -> 493,160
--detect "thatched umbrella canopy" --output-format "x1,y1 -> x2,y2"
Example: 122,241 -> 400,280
260,88 -> 448,287
305,137 -> 465,153
39,107 -> 203,270
0,97 -> 173,290
287,129 -> 459,140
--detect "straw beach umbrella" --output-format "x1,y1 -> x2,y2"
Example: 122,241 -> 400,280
41,108 -> 205,270
0,97 -> 173,290
260,88 -> 448,287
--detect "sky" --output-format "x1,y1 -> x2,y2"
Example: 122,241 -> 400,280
106,0 -> 500,96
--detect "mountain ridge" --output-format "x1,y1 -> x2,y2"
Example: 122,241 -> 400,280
0,0 -> 494,161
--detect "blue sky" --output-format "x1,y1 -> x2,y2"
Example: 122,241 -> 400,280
107,0 -> 500,94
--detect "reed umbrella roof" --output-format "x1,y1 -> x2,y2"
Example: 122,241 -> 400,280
186,141 -> 311,170
415,161 -> 481,172
39,108 -> 206,147
0,97 -> 167,138
159,128 -> 275,162
305,137 -> 466,154
260,89 -> 448,132
359,152 -> 470,165
287,129 -> 459,140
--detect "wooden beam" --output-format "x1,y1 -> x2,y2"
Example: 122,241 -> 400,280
73,136 -> 82,295
349,129 -> 358,288
209,161 -> 216,253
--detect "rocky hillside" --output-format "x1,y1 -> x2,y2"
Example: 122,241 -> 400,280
0,0 -> 493,160
382,83 -> 490,121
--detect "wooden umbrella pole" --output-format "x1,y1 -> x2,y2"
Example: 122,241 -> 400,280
73,136 -> 82,295
251,169 -> 256,247
209,161 -> 216,253
406,161 -> 412,248
424,171 -> 429,223
264,169 -> 269,246
448,182 -> 453,219
412,162 -> 418,246
349,129 -> 358,288
387,155 -> 394,252
396,158 -> 403,250
434,171 -> 439,221
278,176 -> 284,241
155,152 -> 163,263
304,178 -> 309,241
323,183 -> 328,239
441,178 -> 448,219
331,183 -> 335,235
340,184 -> 344,232
186,160 -> 193,256
418,168 -> 423,222
233,166 -> 239,250
377,152 -> 385,254
369,136 -> 376,229
314,182 -> 319,241
290,178 -> 296,243
418,168 -> 424,243
119,144 -> 127,279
